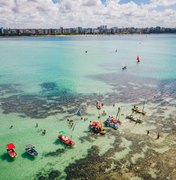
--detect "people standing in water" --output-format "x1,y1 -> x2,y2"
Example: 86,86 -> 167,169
42,129 -> 46,135
35,123 -> 38,128
147,130 -> 149,135
10,125 -> 13,129
156,132 -> 160,139
122,66 -> 127,70
102,110 -> 106,116
118,107 -> 121,113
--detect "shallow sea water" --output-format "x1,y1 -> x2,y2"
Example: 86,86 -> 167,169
0,34 -> 176,180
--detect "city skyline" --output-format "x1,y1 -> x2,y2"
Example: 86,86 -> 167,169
0,0 -> 176,28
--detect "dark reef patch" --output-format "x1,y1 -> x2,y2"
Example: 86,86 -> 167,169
79,135 -> 96,143
36,169 -> 61,180
64,132 -> 176,180
0,84 -> 23,97
45,148 -> 66,157
40,82 -> 58,91
158,79 -> 176,97
40,82 -> 72,98
64,145 -> 117,179
1,76 -> 176,120
0,82 -> 84,118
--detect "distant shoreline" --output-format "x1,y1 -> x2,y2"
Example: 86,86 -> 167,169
0,33 -> 176,38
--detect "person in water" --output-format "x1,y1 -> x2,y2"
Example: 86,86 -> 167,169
147,130 -> 149,135
35,123 -> 38,128
107,116 -> 111,121
102,110 -> 106,116
118,107 -> 121,113
70,122 -> 74,128
10,125 -> 13,129
156,132 -> 160,139
42,129 -> 46,135
122,66 -> 127,70
84,117 -> 88,121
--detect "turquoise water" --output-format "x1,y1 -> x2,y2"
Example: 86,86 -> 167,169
0,35 -> 176,94
0,34 -> 176,179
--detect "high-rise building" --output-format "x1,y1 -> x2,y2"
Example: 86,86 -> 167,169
0,27 -> 4,35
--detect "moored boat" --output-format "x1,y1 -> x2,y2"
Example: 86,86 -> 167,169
132,106 -> 146,115
104,116 -> 121,130
58,134 -> 75,146
126,114 -> 143,123
25,144 -> 38,156
89,121 -> 106,135
6,143 -> 17,158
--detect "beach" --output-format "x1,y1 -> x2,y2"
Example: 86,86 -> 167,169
0,34 -> 176,180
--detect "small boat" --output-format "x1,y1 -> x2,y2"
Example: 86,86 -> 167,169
89,121 -> 106,135
25,144 -> 38,156
104,116 -> 120,130
6,143 -> 17,158
132,106 -> 146,115
126,114 -> 143,124
58,134 -> 75,146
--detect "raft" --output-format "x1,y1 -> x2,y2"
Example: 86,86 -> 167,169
126,114 -> 143,124
132,106 -> 146,115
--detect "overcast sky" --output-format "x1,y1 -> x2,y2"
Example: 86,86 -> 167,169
0,0 -> 176,28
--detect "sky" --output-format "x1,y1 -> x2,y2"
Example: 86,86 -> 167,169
0,0 -> 176,28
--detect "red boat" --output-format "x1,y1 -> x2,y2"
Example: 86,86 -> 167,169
6,143 -> 17,158
89,121 -> 106,135
58,134 -> 75,146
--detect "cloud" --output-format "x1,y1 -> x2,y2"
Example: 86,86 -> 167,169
0,0 -> 176,28
150,0 -> 176,7
83,0 -> 100,6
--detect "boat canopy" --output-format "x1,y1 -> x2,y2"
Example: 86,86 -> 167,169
26,144 -> 35,149
7,143 -> 15,149
62,135 -> 69,141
